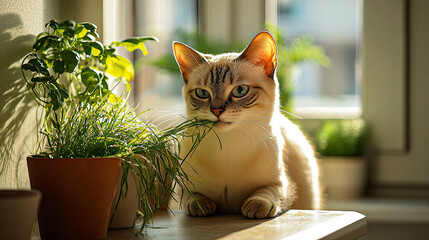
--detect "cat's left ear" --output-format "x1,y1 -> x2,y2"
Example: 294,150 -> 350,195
237,31 -> 278,78
173,42 -> 206,82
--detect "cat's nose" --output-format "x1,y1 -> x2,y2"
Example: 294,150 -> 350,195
211,108 -> 224,117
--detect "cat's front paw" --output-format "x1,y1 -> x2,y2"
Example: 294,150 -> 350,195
184,194 -> 216,217
241,196 -> 279,219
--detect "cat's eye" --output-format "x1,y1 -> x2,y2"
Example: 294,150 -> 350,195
195,88 -> 210,99
232,85 -> 249,98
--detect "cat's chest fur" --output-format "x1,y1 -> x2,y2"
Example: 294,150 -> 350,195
181,120 -> 284,212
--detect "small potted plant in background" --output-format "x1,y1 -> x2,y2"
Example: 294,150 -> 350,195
21,19 -> 213,239
316,118 -> 367,199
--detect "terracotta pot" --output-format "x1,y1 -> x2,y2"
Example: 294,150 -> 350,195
109,167 -> 139,229
322,156 -> 367,199
0,190 -> 41,240
27,156 -> 121,240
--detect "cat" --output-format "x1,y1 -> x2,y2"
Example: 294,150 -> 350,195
173,31 -> 322,218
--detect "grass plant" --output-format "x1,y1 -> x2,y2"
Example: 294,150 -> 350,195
20,19 -> 215,231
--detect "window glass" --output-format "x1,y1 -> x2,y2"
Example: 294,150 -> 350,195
133,0 -> 197,119
278,0 -> 361,118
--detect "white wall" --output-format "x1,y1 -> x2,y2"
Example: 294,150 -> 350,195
0,0 -> 59,189
0,0 -> 103,189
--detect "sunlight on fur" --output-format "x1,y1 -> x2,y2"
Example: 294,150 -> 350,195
173,31 -> 322,218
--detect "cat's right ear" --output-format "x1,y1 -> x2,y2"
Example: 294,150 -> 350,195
173,42 -> 206,82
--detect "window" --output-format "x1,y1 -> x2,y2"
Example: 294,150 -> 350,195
277,0 -> 362,118
133,0 -> 197,123
133,0 -> 361,121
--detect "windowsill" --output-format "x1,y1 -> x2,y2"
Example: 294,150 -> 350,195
294,106 -> 362,119
325,197 -> 429,223
108,209 -> 366,239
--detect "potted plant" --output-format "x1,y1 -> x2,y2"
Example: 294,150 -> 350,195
21,19 -> 213,239
316,118 -> 367,199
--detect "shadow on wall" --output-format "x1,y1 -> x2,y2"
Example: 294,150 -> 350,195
0,13 -> 37,187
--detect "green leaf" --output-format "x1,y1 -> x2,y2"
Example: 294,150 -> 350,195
90,41 -> 104,56
89,41 -> 103,56
53,60 -> 65,74
32,35 -> 61,52
81,41 -> 104,56
49,83 -> 63,111
101,77 -> 109,90
31,76 -> 54,83
112,36 -> 158,55
35,32 -> 48,40
105,55 -> 134,82
45,19 -> 60,30
88,31 -> 100,40
60,20 -> 77,37
61,50 -> 79,73
22,63 -> 37,72
81,22 -> 100,40
82,22 -> 97,32
83,34 -> 96,41
108,92 -> 123,103
75,25 -> 88,39
81,67 -> 102,86
50,116 -> 60,131
103,47 -> 116,58
61,20 -> 76,29
58,84 -> 69,99
26,58 -> 49,76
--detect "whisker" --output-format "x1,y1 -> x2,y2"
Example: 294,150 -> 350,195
146,112 -> 185,126
279,109 -> 303,119
163,118 -> 188,129
238,121 -> 250,150
241,121 -> 257,147
243,120 -> 269,150
247,119 -> 272,136
245,119 -> 278,154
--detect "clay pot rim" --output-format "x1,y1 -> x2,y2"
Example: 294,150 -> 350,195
27,156 -> 124,161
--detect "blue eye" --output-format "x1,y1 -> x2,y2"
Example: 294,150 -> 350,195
232,85 -> 249,98
196,88 -> 210,99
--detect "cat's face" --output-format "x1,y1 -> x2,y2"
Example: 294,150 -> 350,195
173,32 -> 279,132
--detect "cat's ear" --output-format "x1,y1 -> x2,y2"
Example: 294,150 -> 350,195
173,42 -> 206,82
237,31 -> 277,78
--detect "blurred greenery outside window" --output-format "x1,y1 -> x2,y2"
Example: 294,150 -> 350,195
132,0 -> 361,121
278,0 -> 361,119
133,0 -> 198,119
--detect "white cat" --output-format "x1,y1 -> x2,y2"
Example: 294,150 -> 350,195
173,31 -> 321,218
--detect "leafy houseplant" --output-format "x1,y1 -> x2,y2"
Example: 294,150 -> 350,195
316,119 -> 367,199
21,19 -> 214,238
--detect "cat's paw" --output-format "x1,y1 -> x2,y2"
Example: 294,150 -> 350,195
241,196 -> 279,219
185,194 -> 216,217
